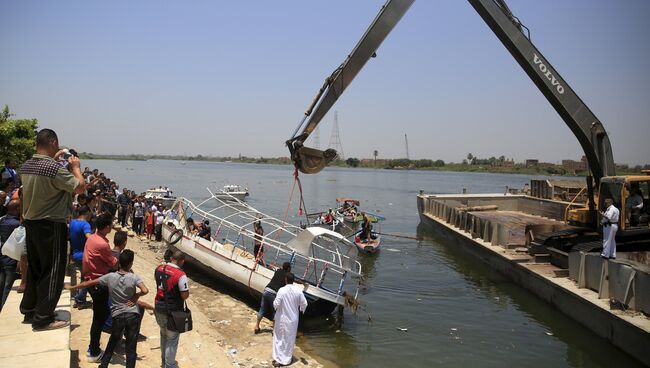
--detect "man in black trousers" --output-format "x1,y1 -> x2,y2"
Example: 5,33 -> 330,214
19,128 -> 85,331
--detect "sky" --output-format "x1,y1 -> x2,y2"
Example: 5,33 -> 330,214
1,0 -> 649,166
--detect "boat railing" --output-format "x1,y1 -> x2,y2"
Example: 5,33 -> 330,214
168,195 -> 361,296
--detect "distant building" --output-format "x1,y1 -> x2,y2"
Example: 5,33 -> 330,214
561,156 -> 588,172
538,162 -> 556,169
525,159 -> 539,168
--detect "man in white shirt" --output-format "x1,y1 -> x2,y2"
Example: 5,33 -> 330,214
271,273 -> 307,367
600,198 -> 620,259
132,198 -> 145,235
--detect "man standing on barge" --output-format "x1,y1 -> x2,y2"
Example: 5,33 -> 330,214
600,198 -> 619,259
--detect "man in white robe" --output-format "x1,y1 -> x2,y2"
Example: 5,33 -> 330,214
272,272 -> 307,366
600,198 -> 620,259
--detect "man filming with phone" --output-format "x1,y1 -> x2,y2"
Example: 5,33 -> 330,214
19,128 -> 86,331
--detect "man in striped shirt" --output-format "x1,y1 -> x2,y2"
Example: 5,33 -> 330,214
19,129 -> 85,331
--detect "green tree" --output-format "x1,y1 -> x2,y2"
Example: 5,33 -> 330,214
0,105 -> 38,165
346,157 -> 360,168
414,159 -> 433,168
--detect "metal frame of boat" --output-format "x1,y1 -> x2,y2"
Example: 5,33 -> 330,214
161,189 -> 362,316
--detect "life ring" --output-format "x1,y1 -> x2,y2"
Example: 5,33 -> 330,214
167,229 -> 183,245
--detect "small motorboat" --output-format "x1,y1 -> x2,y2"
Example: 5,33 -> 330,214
144,187 -> 176,208
335,198 -> 385,225
214,184 -> 250,201
354,231 -> 381,254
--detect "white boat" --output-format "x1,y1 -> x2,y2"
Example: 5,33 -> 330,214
144,187 -> 176,208
213,184 -> 250,201
161,189 -> 362,317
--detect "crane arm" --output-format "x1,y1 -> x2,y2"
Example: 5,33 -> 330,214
469,0 -> 616,185
287,0 -> 414,174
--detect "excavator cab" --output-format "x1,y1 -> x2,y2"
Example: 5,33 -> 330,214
568,175 -> 650,234
619,176 -> 650,230
599,177 -> 649,231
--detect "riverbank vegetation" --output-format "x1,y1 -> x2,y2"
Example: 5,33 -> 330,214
78,152 -> 648,177
0,105 -> 38,164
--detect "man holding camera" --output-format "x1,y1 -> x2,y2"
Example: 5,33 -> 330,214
19,128 -> 85,331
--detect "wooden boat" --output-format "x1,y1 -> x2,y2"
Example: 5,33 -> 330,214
335,198 -> 385,224
354,231 -> 381,254
306,212 -> 344,233
162,189 -> 362,317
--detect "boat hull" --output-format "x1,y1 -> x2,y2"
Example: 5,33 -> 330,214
162,224 -> 340,317
214,192 -> 248,201
354,234 -> 381,254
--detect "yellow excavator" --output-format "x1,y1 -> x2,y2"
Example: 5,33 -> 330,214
285,0 -> 649,243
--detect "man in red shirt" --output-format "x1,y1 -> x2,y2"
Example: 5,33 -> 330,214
82,215 -> 117,363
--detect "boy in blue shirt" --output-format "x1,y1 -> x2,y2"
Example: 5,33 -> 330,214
69,205 -> 92,309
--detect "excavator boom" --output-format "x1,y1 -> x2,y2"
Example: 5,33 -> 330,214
289,0 -> 616,186
469,0 -> 616,184
287,0 -> 414,174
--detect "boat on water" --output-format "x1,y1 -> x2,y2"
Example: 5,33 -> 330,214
162,189 -> 362,317
144,187 -> 176,208
213,184 -> 250,201
307,199 -> 386,237
354,231 -> 381,254
306,210 -> 344,234
336,198 -> 386,224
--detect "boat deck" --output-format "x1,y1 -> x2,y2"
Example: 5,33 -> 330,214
468,210 -> 566,247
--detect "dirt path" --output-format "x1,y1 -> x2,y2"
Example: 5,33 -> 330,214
70,229 -> 324,368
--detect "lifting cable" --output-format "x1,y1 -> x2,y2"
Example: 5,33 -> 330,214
247,167 -> 309,295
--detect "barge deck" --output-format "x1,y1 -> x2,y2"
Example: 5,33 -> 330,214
417,193 -> 650,366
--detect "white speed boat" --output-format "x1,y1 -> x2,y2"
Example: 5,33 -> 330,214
144,187 -> 176,208
213,185 -> 250,201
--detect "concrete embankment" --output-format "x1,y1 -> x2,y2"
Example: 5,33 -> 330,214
0,278 -> 71,367
417,194 -> 650,366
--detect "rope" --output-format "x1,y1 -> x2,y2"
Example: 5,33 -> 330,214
247,168 -> 308,296
276,168 -> 299,239
294,170 -> 309,223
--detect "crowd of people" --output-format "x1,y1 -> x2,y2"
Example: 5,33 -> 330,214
0,129 -> 193,367
0,128 -> 308,367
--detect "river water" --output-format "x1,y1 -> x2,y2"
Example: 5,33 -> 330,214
88,159 -> 644,367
